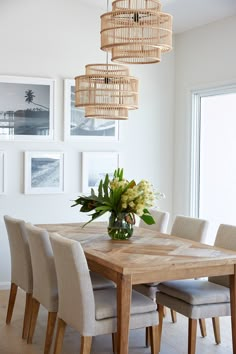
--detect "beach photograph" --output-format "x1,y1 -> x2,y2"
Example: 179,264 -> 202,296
0,78 -> 53,138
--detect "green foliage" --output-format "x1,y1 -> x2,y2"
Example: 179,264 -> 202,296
72,168 -> 158,227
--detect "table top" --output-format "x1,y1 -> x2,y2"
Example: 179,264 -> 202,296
38,222 -> 236,284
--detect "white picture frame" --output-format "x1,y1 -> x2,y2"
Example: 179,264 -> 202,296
0,151 -> 5,194
24,151 -> 64,194
0,76 -> 55,141
82,152 -> 119,192
64,79 -> 119,141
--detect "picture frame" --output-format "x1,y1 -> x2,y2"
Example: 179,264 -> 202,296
0,76 -> 55,140
24,151 -> 64,194
82,152 -> 119,192
0,151 -> 5,194
64,79 -> 119,141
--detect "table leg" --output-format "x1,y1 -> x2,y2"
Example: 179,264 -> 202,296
116,274 -> 132,354
230,265 -> 236,354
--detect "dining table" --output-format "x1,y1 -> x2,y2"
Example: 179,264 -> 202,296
38,221 -> 236,354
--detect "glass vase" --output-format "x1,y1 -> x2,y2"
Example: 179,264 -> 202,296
107,211 -> 134,240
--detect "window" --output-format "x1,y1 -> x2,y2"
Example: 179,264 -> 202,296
191,86 -> 236,244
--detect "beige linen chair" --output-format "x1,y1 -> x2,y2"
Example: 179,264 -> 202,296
49,232 -> 159,354
139,209 -> 170,233
134,210 -> 170,300
4,215 -> 33,339
136,214 -> 209,345
156,224 -> 236,354
26,224 -> 115,354
169,215 -> 209,326
26,224 -> 58,354
135,215 -> 208,302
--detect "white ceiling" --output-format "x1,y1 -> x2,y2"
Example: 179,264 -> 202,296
84,0 -> 236,33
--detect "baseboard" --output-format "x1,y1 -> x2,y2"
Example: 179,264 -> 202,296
0,282 -> 10,290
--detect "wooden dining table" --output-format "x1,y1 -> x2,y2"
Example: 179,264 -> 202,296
38,222 -> 236,354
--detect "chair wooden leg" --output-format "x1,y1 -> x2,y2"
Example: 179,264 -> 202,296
150,325 -> 159,354
22,292 -> 32,339
112,333 -> 117,353
171,309 -> 177,323
212,317 -> 221,344
145,327 -> 151,347
80,336 -> 92,354
188,319 -> 197,354
44,312 -> 57,354
158,304 -> 164,353
199,318 -> 207,337
27,298 -> 40,344
53,318 -> 66,354
6,283 -> 18,324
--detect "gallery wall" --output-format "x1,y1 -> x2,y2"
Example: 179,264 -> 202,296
0,0 -> 175,287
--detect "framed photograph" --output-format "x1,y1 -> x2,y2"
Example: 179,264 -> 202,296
0,151 -> 5,194
24,151 -> 64,194
64,79 -> 119,141
0,76 -> 55,140
82,152 -> 119,192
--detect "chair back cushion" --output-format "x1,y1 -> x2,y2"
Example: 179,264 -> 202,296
4,215 -> 33,292
139,210 -> 169,233
49,233 -> 95,334
209,224 -> 236,287
26,224 -> 58,311
171,215 -> 208,243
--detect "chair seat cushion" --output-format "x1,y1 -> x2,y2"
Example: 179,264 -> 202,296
94,288 -> 157,320
90,271 -> 115,290
133,284 -> 158,301
157,279 -> 230,305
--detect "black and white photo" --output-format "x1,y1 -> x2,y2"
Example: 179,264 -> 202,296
24,151 -> 64,194
82,152 -> 119,192
0,76 -> 55,140
64,79 -> 119,141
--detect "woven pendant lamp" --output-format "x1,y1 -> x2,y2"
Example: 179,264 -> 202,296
75,63 -> 139,120
101,0 -> 172,64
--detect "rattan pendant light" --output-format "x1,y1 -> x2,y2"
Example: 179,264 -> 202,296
74,63 -> 139,120
100,0 -> 173,64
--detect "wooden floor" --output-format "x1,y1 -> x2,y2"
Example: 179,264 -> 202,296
0,289 -> 233,354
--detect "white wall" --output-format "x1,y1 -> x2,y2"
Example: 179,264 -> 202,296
173,15 -> 236,219
0,0 -> 175,286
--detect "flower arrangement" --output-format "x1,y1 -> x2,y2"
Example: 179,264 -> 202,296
72,168 -> 163,239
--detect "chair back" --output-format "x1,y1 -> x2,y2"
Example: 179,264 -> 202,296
4,215 -> 33,292
209,224 -> 236,288
139,210 -> 170,233
171,215 -> 208,243
49,233 -> 95,334
26,224 -> 58,311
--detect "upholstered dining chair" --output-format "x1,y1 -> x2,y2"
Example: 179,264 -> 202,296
169,215 -> 209,326
4,215 -> 33,339
156,223 -> 236,354
139,209 -> 170,233
26,223 -> 58,354
134,210 -> 170,299
26,224 -> 115,354
136,214 -> 209,346
49,232 -> 159,354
